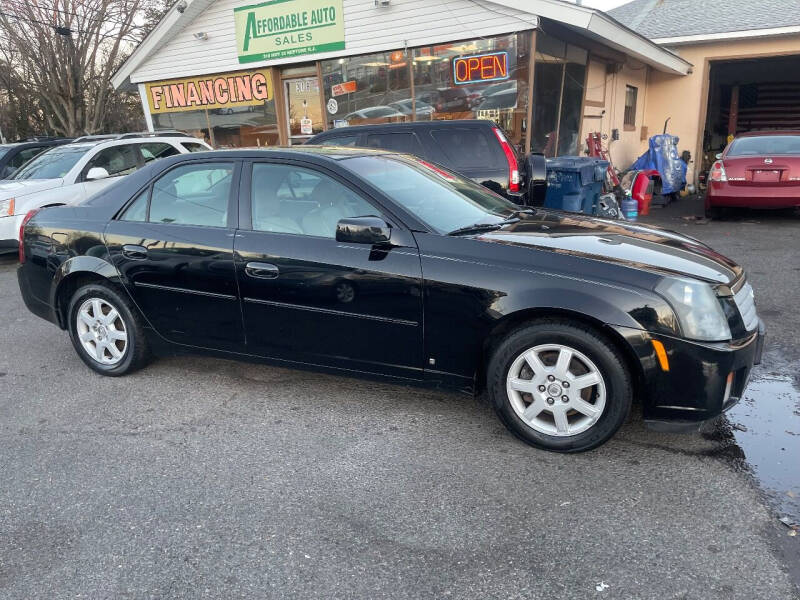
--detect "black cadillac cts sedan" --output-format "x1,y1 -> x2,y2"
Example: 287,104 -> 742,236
17,147 -> 765,452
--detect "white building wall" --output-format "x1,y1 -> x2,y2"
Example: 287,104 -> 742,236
130,0 -> 538,83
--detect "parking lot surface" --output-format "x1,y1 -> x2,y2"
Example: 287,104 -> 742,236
1,202 -> 799,599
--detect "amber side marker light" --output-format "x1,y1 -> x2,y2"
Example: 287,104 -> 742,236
652,340 -> 670,371
723,372 -> 734,404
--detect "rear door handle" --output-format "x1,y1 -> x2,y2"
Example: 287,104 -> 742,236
245,262 -> 279,279
122,244 -> 148,260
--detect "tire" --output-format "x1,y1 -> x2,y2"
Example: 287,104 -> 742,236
705,206 -> 723,220
67,283 -> 150,376
487,319 -> 632,453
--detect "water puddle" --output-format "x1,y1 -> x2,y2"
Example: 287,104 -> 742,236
725,374 -> 800,526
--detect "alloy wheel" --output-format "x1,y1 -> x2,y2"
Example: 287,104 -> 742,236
75,297 -> 128,365
506,344 -> 606,437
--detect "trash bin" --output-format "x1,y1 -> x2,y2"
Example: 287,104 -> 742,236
544,157 -> 609,215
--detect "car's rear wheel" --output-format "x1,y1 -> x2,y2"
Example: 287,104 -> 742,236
67,283 -> 149,376
487,320 -> 632,452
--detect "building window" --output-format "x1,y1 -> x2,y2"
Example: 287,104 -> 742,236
149,68 -> 280,148
319,32 -> 531,148
320,49 -> 413,128
624,85 -> 638,130
531,33 -> 588,157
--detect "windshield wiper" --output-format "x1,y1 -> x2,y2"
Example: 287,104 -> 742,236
447,218 -> 519,236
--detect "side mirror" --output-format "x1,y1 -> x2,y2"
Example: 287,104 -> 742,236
715,153 -> 723,160
336,216 -> 392,245
86,167 -> 110,181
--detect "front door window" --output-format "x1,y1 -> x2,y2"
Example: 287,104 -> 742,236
284,77 -> 324,144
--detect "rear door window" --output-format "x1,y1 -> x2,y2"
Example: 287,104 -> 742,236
145,162 -> 234,227
120,189 -> 148,222
138,142 -> 181,164
429,128 -> 504,169
364,133 -> 425,156
182,142 -> 209,153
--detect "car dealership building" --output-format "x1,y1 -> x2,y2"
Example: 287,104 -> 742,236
113,0 -> 690,172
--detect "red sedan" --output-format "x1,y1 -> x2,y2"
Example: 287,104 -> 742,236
706,131 -> 800,217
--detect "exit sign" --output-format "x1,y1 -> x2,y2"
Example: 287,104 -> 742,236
453,51 -> 509,85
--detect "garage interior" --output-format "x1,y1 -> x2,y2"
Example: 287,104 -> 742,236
701,53 -> 800,171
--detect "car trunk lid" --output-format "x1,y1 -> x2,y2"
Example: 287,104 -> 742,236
723,155 -> 800,186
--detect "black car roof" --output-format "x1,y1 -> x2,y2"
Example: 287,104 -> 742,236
169,145 -> 397,162
309,119 -> 497,138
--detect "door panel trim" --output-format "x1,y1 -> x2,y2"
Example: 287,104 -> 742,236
134,281 -> 238,301
243,296 -> 419,327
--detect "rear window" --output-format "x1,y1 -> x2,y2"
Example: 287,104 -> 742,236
318,135 -> 359,147
727,135 -> 800,156
139,142 -> 180,163
429,128 -> 504,169
364,133 -> 424,156
182,142 -> 208,153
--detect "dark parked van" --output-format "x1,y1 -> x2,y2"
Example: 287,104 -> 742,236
0,138 -> 72,179
307,120 -> 546,205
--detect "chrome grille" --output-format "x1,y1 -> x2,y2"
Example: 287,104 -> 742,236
733,281 -> 758,332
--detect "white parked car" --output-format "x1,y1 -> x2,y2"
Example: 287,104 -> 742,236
344,106 -> 405,121
0,135 -> 211,253
388,99 -> 436,117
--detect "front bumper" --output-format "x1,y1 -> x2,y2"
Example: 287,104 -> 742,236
615,321 -> 765,425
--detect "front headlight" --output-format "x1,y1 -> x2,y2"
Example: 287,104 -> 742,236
656,277 -> 731,341
0,197 -> 14,216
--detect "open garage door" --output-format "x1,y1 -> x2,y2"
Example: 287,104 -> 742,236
701,54 -> 800,175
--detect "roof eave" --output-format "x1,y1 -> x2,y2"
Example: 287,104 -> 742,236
586,12 -> 690,74
113,0 -> 692,90
490,0 -> 691,75
652,25 -> 800,46
112,0 -> 215,89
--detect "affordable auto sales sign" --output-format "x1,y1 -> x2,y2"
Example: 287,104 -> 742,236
235,0 -> 345,63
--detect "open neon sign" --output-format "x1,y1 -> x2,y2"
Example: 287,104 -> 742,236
453,51 -> 509,85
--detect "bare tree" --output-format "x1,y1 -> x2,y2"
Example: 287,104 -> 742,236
0,0 -> 160,136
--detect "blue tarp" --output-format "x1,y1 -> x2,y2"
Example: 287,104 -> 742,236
630,134 -> 687,195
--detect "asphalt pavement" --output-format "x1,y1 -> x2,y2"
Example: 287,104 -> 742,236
1,201 -> 799,599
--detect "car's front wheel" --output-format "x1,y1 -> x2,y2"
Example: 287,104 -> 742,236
67,283 -> 150,376
487,320 -> 632,452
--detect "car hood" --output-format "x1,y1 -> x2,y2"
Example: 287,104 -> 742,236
476,210 -> 741,285
0,178 -> 64,200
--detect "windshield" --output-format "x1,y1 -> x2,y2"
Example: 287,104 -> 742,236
0,146 -> 12,160
727,135 -> 800,156
13,145 -> 90,179
341,154 -> 518,233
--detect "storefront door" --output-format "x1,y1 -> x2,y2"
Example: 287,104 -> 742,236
284,77 -> 324,145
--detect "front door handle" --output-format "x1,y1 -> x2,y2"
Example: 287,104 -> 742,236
122,244 -> 148,260
245,262 -> 279,279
